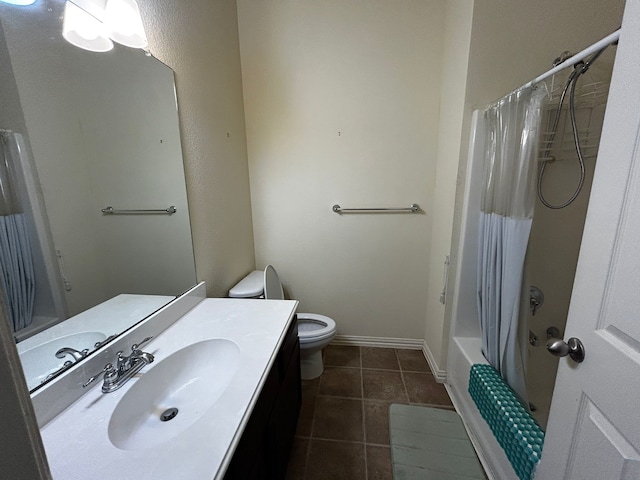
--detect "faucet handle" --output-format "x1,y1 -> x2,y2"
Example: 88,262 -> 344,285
116,350 -> 127,371
83,363 -> 117,388
94,334 -> 118,349
131,336 -> 153,352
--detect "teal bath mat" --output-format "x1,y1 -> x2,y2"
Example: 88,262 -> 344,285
389,404 -> 485,479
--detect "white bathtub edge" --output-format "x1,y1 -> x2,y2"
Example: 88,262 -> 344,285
446,336 -> 518,480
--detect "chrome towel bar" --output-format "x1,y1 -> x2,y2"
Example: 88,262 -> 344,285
332,203 -> 420,214
101,206 -> 177,215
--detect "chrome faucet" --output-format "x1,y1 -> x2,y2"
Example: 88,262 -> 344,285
83,337 -> 155,393
55,347 -> 89,362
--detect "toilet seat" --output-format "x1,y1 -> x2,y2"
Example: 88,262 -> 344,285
264,265 -> 284,300
297,313 -> 336,343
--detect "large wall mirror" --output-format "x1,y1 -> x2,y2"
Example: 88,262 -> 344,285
0,0 -> 197,392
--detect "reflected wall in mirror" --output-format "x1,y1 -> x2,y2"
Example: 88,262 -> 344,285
0,0 -> 197,392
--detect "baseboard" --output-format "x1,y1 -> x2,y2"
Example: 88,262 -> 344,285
421,341 -> 447,383
330,335 -> 447,382
331,334 -> 423,349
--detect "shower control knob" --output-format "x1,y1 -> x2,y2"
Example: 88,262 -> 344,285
546,337 -> 585,363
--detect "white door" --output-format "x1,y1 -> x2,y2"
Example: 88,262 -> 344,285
535,1 -> 640,478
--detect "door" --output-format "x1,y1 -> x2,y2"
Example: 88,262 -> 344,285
535,1 -> 640,478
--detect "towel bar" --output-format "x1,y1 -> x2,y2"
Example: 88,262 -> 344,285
101,206 -> 177,215
332,203 -> 420,213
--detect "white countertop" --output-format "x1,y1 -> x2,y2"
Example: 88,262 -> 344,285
40,298 -> 298,480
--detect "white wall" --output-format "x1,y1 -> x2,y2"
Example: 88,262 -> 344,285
238,0 -> 445,339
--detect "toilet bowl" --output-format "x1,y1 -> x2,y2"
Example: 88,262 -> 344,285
228,265 -> 337,380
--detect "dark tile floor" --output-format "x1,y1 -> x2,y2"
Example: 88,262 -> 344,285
286,345 -> 454,480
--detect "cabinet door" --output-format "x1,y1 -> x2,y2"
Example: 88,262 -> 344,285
267,342 -> 302,478
224,319 -> 302,480
278,317 -> 299,380
224,366 -> 279,480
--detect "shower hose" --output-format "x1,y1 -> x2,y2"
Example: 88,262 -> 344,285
537,46 -> 609,209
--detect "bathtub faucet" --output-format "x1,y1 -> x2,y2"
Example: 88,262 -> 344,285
55,347 -> 90,362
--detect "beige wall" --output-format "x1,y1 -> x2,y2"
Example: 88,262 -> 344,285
465,0 -> 624,109
238,0 -> 445,339
423,0 -> 474,370
140,0 -> 256,298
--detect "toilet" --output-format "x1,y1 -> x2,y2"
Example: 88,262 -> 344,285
229,265 -> 337,380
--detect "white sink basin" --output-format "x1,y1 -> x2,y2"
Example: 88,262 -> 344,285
108,338 -> 240,451
20,332 -> 106,390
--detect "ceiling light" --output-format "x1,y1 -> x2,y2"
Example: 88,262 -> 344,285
104,0 -> 148,49
62,1 -> 113,53
0,0 -> 37,5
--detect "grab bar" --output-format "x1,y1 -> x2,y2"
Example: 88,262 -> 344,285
332,203 -> 420,213
101,206 -> 177,215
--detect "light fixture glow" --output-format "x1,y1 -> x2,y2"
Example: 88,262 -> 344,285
0,0 -> 37,5
104,0 -> 148,49
62,1 -> 113,53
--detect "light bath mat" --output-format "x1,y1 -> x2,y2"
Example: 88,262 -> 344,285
389,404 -> 485,479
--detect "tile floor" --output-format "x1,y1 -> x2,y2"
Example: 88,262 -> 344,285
285,345 -> 455,480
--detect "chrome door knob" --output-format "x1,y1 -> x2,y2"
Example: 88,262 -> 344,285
546,337 -> 585,363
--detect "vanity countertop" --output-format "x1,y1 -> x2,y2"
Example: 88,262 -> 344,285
39,298 -> 299,480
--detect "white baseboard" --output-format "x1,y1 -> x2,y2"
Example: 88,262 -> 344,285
331,334 -> 423,349
330,335 -> 447,382
421,341 -> 447,382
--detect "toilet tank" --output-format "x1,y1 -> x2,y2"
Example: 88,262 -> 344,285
228,270 -> 264,298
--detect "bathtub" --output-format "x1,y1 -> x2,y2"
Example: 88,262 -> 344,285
446,336 -> 518,480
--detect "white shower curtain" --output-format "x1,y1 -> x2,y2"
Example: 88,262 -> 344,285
0,214 -> 35,331
0,131 -> 35,332
477,85 -> 547,406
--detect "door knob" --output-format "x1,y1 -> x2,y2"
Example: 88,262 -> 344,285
546,337 -> 585,363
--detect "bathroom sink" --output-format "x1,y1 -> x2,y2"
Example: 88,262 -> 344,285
20,332 -> 106,389
108,338 -> 240,451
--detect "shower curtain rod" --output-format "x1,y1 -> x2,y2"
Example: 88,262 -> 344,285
485,28 -> 620,110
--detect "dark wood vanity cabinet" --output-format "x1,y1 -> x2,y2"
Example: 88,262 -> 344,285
224,316 -> 301,480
